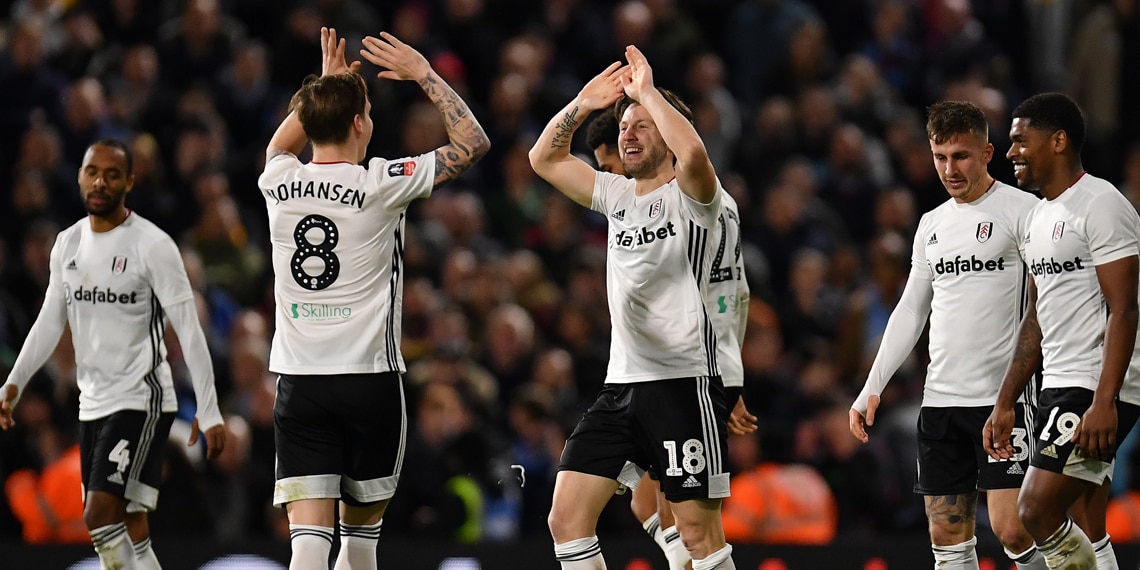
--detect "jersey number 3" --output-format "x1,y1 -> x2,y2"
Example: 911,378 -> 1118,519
291,214 -> 341,290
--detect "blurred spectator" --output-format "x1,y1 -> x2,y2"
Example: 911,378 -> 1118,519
722,426 -> 837,544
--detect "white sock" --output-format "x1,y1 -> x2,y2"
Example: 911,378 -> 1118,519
692,544 -> 736,570
333,521 -> 382,570
1092,535 -> 1118,570
133,537 -> 161,570
290,524 -> 334,570
1038,519 -> 1096,570
642,513 -> 661,538
90,522 -> 139,570
932,536 -> 980,569
554,536 -> 606,569
1006,544 -> 1048,569
660,525 -> 691,570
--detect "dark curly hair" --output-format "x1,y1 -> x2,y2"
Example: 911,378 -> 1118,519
1011,92 -> 1086,153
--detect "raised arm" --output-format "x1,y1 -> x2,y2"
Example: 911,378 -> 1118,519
621,45 -> 716,204
529,61 -> 628,207
266,27 -> 361,162
360,32 -> 490,191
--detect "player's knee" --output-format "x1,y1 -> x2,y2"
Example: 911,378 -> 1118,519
630,495 -> 655,523
1017,493 -> 1057,537
547,505 -> 580,543
83,499 -> 122,530
993,524 -> 1035,553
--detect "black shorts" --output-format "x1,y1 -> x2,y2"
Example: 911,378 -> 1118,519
80,410 -> 175,511
914,405 -> 1030,495
559,376 -> 730,502
1030,388 -> 1140,484
273,372 -> 407,506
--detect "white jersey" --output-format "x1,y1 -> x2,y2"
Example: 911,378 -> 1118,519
912,181 -> 1038,406
592,172 -> 722,383
706,192 -> 748,388
8,214 -> 210,421
1021,173 -> 1140,404
258,152 -> 435,375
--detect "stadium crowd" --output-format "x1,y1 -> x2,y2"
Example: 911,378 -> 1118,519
2,0 -> 1140,549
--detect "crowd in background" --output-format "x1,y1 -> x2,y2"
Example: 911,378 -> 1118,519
2,0 -> 1140,548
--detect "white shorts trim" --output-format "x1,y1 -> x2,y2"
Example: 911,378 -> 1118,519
273,474 -> 341,506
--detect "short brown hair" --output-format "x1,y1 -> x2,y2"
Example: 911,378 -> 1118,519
926,100 -> 988,145
291,72 -> 369,146
613,87 -> 694,125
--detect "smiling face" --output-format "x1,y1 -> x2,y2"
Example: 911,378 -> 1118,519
1007,117 -> 1054,193
929,130 -> 993,203
78,143 -> 133,218
618,103 -> 670,180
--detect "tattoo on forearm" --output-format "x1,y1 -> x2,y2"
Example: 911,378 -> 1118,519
419,71 -> 489,188
1008,311 -> 1043,383
550,106 -> 580,149
925,493 -> 977,529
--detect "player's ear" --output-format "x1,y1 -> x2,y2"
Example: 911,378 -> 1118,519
353,114 -> 365,134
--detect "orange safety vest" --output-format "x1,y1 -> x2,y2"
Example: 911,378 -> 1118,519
1107,490 -> 1140,543
4,444 -> 90,544
722,463 -> 838,545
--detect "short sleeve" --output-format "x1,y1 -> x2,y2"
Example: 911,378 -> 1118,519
366,152 -> 436,211
590,171 -> 629,216
1086,192 -> 1140,266
679,184 -> 722,229
143,235 -> 195,307
257,153 -> 301,201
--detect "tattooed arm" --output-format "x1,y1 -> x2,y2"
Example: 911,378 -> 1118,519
529,62 -> 628,207
360,32 -> 490,190
984,277 -> 1042,459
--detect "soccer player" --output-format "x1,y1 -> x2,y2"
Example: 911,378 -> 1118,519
259,28 -> 488,569
530,45 -> 736,570
985,92 -> 1140,569
586,110 -> 756,570
0,139 -> 227,570
849,101 -> 1045,569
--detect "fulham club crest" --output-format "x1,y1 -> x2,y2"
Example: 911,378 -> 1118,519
1052,221 -> 1065,243
976,222 -> 992,243
648,198 -> 663,219
112,256 -> 128,275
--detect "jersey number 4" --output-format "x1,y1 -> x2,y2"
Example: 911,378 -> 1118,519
291,214 -> 341,290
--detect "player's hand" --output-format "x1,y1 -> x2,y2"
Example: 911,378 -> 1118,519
359,32 -> 430,82
983,404 -> 1016,460
0,384 -> 17,430
1076,401 -> 1117,462
189,418 -> 228,460
727,395 -> 758,436
849,394 -> 879,444
321,27 -> 361,76
620,44 -> 655,102
576,61 -> 628,112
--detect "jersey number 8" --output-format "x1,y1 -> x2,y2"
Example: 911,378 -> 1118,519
291,214 -> 341,290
